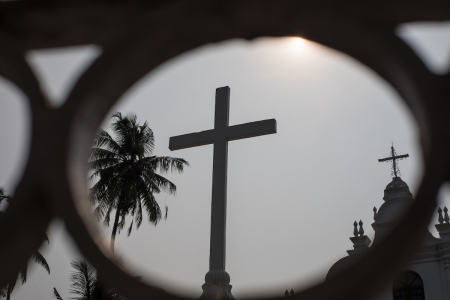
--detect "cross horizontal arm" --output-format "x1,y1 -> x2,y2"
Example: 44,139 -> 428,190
169,129 -> 214,150
227,119 -> 277,141
378,157 -> 392,162
378,154 -> 409,162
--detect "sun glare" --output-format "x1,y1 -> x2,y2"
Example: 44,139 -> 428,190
287,37 -> 308,53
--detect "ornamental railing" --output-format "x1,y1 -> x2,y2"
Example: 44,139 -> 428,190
1,1 -> 450,300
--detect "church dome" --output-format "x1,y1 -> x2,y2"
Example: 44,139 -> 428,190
326,255 -> 361,281
382,177 -> 413,202
385,177 -> 408,190
375,197 -> 412,225
372,177 -> 413,242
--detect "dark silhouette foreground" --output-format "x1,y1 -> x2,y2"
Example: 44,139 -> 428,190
0,188 -> 50,300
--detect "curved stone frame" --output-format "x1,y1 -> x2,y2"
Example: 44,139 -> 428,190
0,1 -> 450,300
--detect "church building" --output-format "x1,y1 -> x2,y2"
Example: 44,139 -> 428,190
326,146 -> 450,300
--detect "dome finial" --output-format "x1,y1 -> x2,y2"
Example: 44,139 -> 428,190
378,143 -> 409,178
358,220 -> 365,236
353,221 -> 358,237
444,207 -> 449,223
438,207 -> 444,224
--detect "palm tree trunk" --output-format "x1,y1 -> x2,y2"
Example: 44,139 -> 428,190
110,205 -> 121,254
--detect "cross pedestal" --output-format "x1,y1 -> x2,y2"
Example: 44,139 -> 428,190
169,87 -> 277,300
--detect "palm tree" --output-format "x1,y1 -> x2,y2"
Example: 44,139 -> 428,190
88,112 -> 189,253
0,188 -> 50,300
0,188 -> 11,210
53,260 -> 126,300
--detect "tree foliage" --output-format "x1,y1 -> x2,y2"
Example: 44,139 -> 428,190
53,260 -> 127,300
0,188 -> 50,300
0,187 -> 11,208
88,112 -> 189,252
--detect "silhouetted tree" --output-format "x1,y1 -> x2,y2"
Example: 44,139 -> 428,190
53,260 -> 126,300
88,113 -> 189,253
0,188 -> 11,209
0,188 -> 50,300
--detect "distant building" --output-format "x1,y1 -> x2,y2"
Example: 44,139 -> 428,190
326,176 -> 450,300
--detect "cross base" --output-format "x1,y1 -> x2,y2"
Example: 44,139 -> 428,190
199,283 -> 235,300
199,270 -> 235,300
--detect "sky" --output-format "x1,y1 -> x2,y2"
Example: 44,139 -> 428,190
1,21 -> 450,300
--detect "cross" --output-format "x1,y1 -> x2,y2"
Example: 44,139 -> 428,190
169,86 -> 276,273
378,144 -> 409,178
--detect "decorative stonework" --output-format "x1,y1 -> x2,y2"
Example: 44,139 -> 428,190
347,221 -> 371,255
199,282 -> 235,300
436,209 -> 450,269
205,270 -> 231,284
199,270 -> 235,300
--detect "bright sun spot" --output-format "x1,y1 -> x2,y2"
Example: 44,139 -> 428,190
286,37 -> 308,54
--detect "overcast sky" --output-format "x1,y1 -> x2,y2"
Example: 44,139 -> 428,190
2,22 -> 450,300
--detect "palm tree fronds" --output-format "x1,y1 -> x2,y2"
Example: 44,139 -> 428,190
19,265 -> 27,284
32,251 -> 50,274
88,156 -> 121,172
137,180 -> 161,225
102,204 -> 114,227
127,220 -> 134,237
135,200 -> 143,229
0,187 -> 12,207
0,285 -> 6,298
89,112 -> 188,246
117,213 -> 126,233
53,287 -> 64,300
93,130 -> 124,158
142,156 -> 189,174
2,279 -> 17,298
69,260 -> 96,300
61,260 -> 131,300
151,173 -> 177,195
0,189 -> 51,295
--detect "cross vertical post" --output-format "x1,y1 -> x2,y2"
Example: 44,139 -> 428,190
391,146 -> 398,177
169,86 -> 277,299
210,87 -> 230,271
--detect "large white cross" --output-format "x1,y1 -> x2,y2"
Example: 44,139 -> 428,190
169,86 -> 277,273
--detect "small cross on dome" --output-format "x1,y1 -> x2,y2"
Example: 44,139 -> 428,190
378,144 -> 409,178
